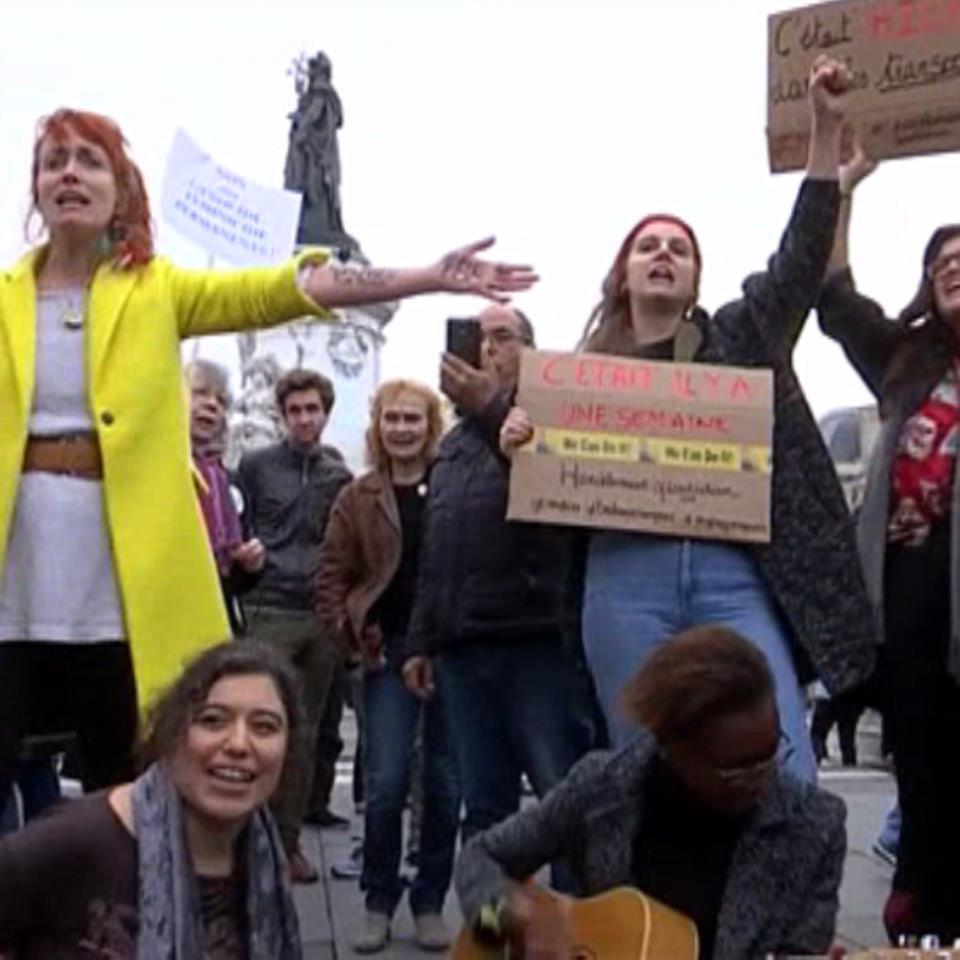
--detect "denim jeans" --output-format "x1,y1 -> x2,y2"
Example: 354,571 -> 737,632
582,533 -> 817,783
877,801 -> 902,853
0,760 -> 61,834
436,638 -> 594,843
361,663 -> 460,917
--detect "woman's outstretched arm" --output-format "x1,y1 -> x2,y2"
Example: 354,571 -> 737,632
302,236 -> 537,307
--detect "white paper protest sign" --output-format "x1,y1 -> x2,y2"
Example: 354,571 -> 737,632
161,129 -> 303,264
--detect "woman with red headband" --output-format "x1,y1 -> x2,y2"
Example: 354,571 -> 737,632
501,56 -> 875,782
0,108 -> 536,806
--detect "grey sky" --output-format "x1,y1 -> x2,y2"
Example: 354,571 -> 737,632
2,0 -> 951,425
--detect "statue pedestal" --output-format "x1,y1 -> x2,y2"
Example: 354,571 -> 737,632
229,250 -> 398,470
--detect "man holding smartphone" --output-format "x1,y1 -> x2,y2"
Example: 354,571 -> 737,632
403,304 -> 596,849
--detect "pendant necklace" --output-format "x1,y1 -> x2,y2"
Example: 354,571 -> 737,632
60,292 -> 86,330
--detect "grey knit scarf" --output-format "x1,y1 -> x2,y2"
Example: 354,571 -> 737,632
131,763 -> 301,960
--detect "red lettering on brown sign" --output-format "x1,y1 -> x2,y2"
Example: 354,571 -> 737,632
540,355 -> 566,387
559,402 -> 610,429
730,376 -> 752,401
867,0 -> 960,40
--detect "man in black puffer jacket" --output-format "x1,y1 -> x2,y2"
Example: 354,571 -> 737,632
403,305 -> 595,844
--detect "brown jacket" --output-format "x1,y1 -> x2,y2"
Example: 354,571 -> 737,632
315,470 -> 402,657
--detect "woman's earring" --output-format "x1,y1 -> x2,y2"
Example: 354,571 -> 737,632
107,216 -> 126,242
673,307 -> 704,362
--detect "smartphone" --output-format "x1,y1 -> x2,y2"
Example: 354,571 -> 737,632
446,317 -> 483,368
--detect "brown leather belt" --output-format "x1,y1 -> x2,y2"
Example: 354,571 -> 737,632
22,434 -> 103,481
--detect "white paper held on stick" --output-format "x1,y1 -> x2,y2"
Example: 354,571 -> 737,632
160,128 -> 303,265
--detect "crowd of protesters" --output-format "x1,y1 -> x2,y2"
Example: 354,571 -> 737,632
0,48 -> 958,960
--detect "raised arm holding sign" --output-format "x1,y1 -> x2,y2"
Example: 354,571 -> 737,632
503,58 -> 875,786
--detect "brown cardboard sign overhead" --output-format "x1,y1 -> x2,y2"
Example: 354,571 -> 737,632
506,350 -> 774,544
768,0 -> 960,172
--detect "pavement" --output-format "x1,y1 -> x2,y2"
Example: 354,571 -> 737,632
294,712 -> 898,958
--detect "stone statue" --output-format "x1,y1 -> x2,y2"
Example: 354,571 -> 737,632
229,49 -> 397,469
284,52 -> 358,253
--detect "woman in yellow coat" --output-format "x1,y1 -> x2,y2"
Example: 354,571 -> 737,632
0,108 -> 535,799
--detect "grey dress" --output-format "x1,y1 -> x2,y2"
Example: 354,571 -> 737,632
0,289 -> 123,642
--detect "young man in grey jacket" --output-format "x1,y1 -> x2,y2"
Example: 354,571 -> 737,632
237,367 -> 352,883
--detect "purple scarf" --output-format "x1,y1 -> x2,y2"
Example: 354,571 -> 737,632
195,455 -> 243,574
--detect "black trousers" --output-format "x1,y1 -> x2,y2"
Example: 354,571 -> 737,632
810,694 -> 866,765
308,662 -> 347,816
0,642 -> 138,801
883,523 -> 960,940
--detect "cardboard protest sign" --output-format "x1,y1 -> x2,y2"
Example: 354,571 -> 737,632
768,0 -> 960,172
161,129 -> 302,264
507,351 -> 774,544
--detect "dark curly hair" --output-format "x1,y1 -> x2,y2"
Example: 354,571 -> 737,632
620,625 -> 773,743
140,642 -> 304,790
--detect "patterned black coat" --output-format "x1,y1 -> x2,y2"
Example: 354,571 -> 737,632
456,734 -> 846,960
691,178 -> 875,691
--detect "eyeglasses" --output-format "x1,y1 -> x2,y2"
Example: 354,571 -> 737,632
927,252 -> 960,281
712,731 -> 791,786
482,327 -> 528,346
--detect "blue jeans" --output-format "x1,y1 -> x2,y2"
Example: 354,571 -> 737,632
437,638 -> 594,843
361,664 -> 460,916
582,533 -> 817,783
877,801 -> 902,853
0,760 -> 61,834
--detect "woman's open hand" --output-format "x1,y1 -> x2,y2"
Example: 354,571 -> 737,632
435,238 -> 538,303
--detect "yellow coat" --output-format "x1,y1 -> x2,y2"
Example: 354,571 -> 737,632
0,249 -> 329,707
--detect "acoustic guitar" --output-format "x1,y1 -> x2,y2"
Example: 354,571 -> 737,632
451,885 -> 699,960
452,884 -> 960,960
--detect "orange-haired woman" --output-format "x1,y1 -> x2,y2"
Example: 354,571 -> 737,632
0,109 -> 536,804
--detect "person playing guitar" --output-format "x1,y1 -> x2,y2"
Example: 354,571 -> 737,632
455,625 -> 846,960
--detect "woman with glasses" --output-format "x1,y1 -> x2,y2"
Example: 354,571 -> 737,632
455,626 -> 846,960
817,149 -> 960,943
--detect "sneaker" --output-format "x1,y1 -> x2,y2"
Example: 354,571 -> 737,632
414,913 -> 451,952
352,911 -> 390,954
330,841 -> 363,880
288,848 -> 319,885
872,838 -> 898,868
306,807 -> 350,829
